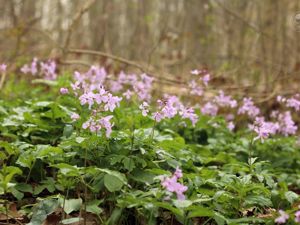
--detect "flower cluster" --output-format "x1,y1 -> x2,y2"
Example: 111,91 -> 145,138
238,97 -> 260,118
109,71 -> 153,101
276,111 -> 297,136
21,58 -> 57,80
62,68 -> 125,137
82,115 -> 114,137
277,95 -> 300,111
161,167 -> 188,200
250,117 -> 278,142
150,95 -> 198,126
274,208 -> 300,224
214,90 -> 237,108
201,102 -> 218,116
275,210 -> 289,224
188,69 -> 211,96
71,67 -> 153,102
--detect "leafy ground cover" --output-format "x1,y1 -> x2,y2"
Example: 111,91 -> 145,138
0,61 -> 300,224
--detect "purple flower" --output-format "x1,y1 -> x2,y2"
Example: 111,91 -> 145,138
188,80 -> 203,96
161,167 -> 188,201
179,107 -> 198,126
60,88 -> 69,94
104,94 -> 122,112
201,74 -> 210,86
21,58 -> 38,75
238,98 -> 260,118
201,102 -> 218,116
0,64 -> 7,72
79,92 -> 95,109
99,115 -> 114,137
71,113 -> 80,121
139,102 -> 149,116
277,95 -> 286,103
227,121 -> 235,131
275,210 -> 289,224
174,167 -> 183,179
153,112 -> 163,122
251,117 -> 278,142
295,210 -> 300,223
190,69 -> 200,75
277,111 -> 297,136
123,90 -> 133,100
214,90 -> 237,108
286,96 -> 300,111
40,60 -> 57,80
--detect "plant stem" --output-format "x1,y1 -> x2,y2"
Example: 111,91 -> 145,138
25,165 -> 33,184
62,187 -> 69,220
84,147 -> 88,225
131,124 -> 135,151
4,195 -> 8,224
248,138 -> 255,174
150,120 -> 156,142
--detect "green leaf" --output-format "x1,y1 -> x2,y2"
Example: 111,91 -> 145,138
61,217 -> 83,224
173,200 -> 192,208
187,205 -> 214,218
123,157 -> 135,172
244,195 -> 272,207
104,174 -> 124,192
86,200 -> 103,215
285,191 -> 299,204
63,125 -> 73,138
62,198 -> 82,214
10,187 -> 24,200
28,199 -> 59,225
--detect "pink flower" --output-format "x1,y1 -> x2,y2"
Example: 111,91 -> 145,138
251,117 -> 278,142
161,168 -> 188,201
179,107 -> 198,126
276,111 -> 297,136
153,112 -> 163,122
190,69 -> 200,75
275,210 -> 289,224
214,90 -> 237,108
40,60 -> 57,80
71,113 -> 80,121
21,58 -> 38,75
174,167 -> 183,178
227,121 -> 235,131
295,210 -> 300,223
201,74 -> 210,86
139,102 -> 149,116
123,90 -> 133,100
201,102 -> 218,116
60,88 -> 69,94
286,97 -> 300,111
238,98 -> 260,118
188,80 -> 203,96
99,115 -> 114,137
104,94 -> 122,112
0,64 -> 7,72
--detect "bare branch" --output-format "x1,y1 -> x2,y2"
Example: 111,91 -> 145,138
63,0 -> 96,55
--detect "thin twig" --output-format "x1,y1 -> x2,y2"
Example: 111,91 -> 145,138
63,0 -> 96,56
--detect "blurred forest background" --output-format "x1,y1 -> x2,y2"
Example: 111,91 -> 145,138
1,0 -> 300,101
